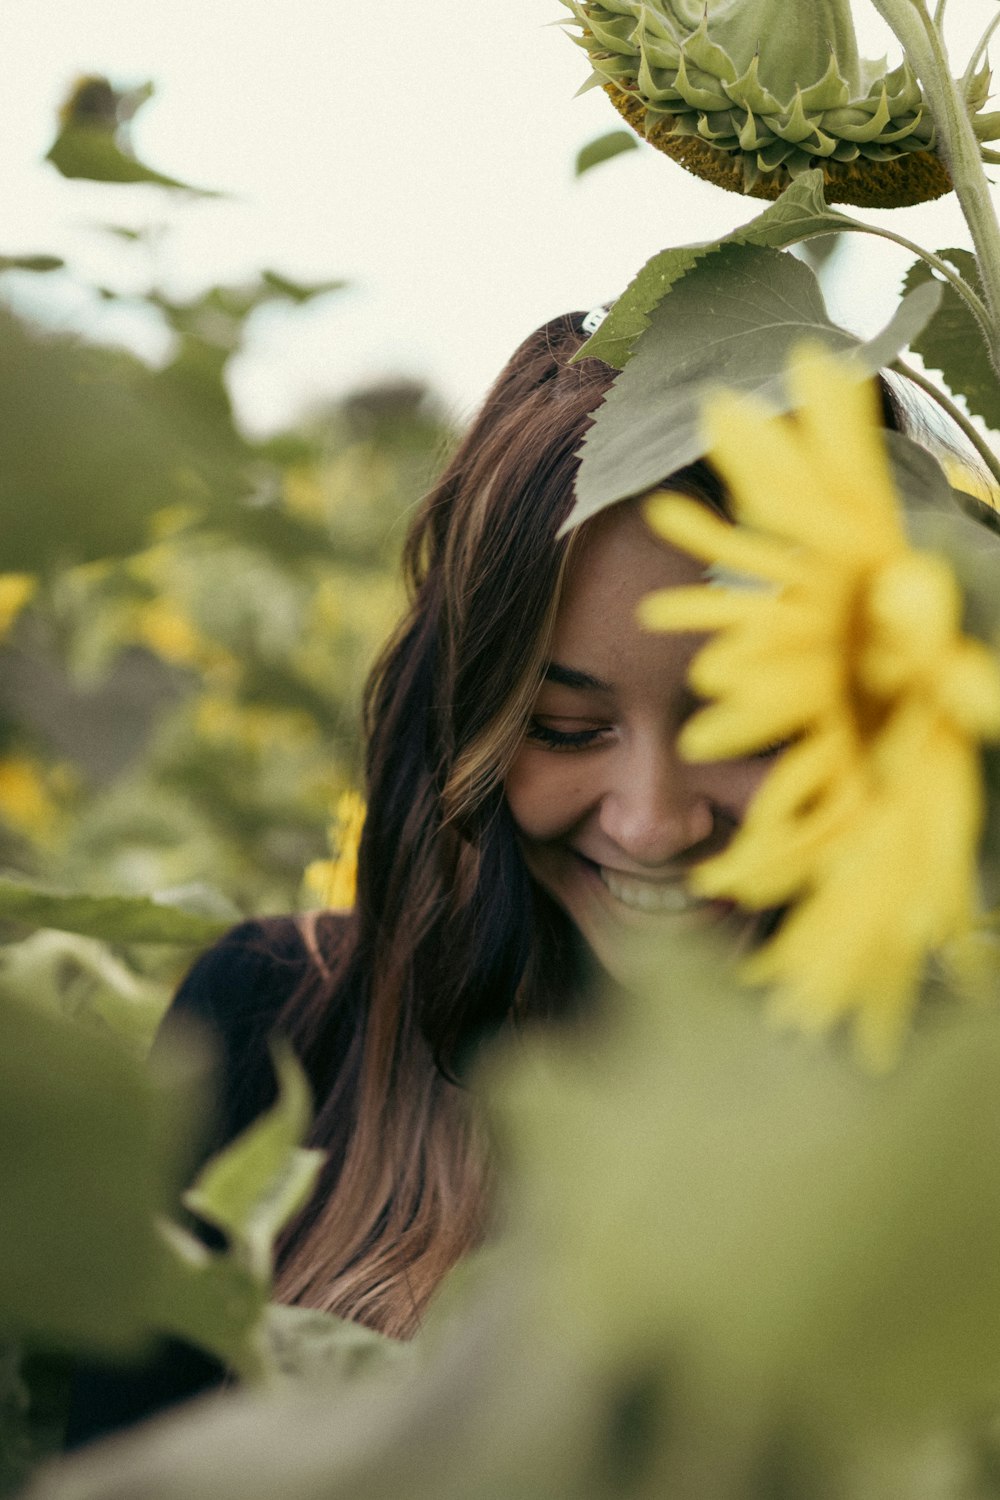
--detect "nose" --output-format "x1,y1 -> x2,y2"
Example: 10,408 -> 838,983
597,736 -> 717,868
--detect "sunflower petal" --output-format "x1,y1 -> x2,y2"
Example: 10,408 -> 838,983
638,347 -> 1000,1068
644,492 -> 802,583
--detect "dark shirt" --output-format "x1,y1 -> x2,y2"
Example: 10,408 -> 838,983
65,915 -> 335,1450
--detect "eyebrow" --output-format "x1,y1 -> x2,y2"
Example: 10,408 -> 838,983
543,661 -> 613,693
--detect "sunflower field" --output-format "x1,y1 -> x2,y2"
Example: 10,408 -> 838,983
0,75 -> 450,1494
11,3 -> 1000,1497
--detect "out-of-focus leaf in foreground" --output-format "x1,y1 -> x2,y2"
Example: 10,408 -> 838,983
259,1304 -> 411,1386
0,978 -> 201,1356
28,941 -> 1000,1500
153,1043 -> 325,1378
182,1042 -> 324,1282
1,1344 -> 70,1499
505,948 -> 1000,1439
0,930 -> 169,1054
0,873 -> 234,946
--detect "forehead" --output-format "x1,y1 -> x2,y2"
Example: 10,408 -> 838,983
558,501 -> 704,632
550,500 -> 707,687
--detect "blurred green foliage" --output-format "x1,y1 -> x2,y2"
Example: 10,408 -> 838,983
19,942 -> 1000,1500
45,77 -> 216,193
0,74 -> 452,1489
574,128 -> 640,176
0,932 -> 367,1495
0,82 -> 452,918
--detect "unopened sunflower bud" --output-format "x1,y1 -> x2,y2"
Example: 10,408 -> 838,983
562,0 -> 1000,207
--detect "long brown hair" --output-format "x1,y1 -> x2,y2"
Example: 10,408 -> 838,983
274,314 -> 617,1334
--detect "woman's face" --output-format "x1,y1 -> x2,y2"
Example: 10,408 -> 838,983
505,500 -> 774,981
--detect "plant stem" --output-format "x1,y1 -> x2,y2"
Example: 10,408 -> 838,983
868,0 -> 935,77
850,224 -> 989,329
916,9 -> 1000,336
869,0 -> 1000,377
893,356 -> 1000,493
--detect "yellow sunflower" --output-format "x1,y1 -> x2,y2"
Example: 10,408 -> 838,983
639,346 -> 1000,1069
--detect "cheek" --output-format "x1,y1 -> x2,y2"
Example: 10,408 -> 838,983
707,756 -> 774,820
504,748 -> 597,842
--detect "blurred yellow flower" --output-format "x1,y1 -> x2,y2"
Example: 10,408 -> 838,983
195,694 -> 317,754
639,346 -> 1000,1069
0,755 -> 61,842
0,574 -> 36,640
149,502 -> 200,541
132,598 -> 209,668
302,790 -> 366,911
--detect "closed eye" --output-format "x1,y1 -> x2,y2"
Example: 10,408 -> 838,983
526,719 -> 612,751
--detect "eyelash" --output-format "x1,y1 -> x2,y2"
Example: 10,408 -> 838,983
527,718 -> 792,761
526,719 -> 609,751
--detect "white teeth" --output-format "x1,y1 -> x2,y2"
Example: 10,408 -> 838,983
598,867 -> 698,914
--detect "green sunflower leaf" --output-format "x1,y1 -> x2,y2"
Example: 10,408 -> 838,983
573,169 -> 853,369
151,1223 -> 267,1379
568,242 -> 940,528
901,250 -> 1000,434
0,930 -> 169,1054
261,1304 -> 409,1384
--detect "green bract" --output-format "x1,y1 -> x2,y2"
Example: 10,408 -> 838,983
561,0 -> 1000,206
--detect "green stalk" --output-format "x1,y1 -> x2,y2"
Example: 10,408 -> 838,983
867,0 -> 935,76
869,0 -> 1000,377
849,224 -> 989,330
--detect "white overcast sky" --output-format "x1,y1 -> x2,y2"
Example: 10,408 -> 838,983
0,1 -> 995,434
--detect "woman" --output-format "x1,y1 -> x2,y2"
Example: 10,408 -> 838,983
67,308 -> 898,1442
268,308 -> 790,1331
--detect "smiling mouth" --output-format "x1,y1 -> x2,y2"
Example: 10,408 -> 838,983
593,862 -> 703,915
